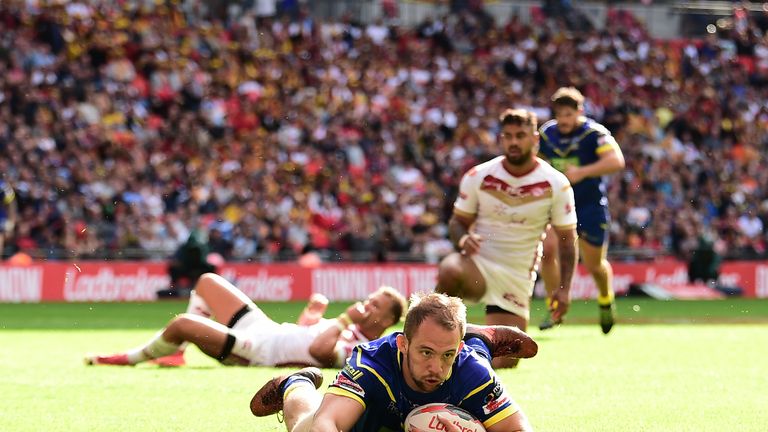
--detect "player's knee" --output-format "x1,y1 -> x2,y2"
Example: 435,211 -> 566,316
195,273 -> 228,298
196,272 -> 219,289
166,314 -> 196,336
436,255 -> 464,296
462,277 -> 486,302
437,254 -> 463,278
435,276 -> 461,297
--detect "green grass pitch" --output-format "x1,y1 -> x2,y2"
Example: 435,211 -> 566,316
1,299 -> 766,431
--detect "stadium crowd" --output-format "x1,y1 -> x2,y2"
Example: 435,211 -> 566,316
1,0 -> 767,263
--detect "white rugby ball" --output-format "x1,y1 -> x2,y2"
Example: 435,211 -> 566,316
405,403 -> 486,432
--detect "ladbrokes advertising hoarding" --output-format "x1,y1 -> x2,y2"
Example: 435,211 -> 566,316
0,261 -> 766,302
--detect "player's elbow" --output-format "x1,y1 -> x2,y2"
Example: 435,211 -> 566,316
616,158 -> 626,170
308,343 -> 324,358
309,344 -> 337,367
612,153 -> 626,170
309,415 -> 339,432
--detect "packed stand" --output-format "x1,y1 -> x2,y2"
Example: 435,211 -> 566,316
0,1 -> 766,263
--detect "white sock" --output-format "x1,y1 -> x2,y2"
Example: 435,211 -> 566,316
176,342 -> 189,354
126,332 -> 181,364
186,290 -> 212,317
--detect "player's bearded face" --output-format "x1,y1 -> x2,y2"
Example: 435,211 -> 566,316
403,345 -> 451,392
398,323 -> 462,393
505,146 -> 533,166
499,124 -> 536,166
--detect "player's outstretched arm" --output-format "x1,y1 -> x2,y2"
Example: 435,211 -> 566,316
485,409 -> 534,432
298,293 -> 329,326
308,315 -> 351,367
309,393 -> 364,432
308,303 -> 366,367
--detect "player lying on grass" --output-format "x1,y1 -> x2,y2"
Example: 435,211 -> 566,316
85,273 -> 407,368
250,292 -> 536,432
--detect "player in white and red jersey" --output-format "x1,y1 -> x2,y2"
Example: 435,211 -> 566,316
85,273 -> 407,368
436,108 -> 578,368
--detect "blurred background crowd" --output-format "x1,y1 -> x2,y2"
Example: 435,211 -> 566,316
1,0 -> 767,264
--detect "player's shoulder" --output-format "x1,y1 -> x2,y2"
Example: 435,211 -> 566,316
465,156 -> 504,177
336,334 -> 399,391
330,335 -> 401,405
0,181 -> 14,202
350,333 -> 399,371
583,118 -> 612,137
452,345 -> 496,387
539,118 -> 558,133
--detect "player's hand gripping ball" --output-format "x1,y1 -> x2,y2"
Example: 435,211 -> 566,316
405,403 -> 486,432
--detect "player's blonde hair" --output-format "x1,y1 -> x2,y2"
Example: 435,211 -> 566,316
499,108 -> 538,132
376,285 -> 408,324
551,86 -> 585,110
403,292 -> 466,340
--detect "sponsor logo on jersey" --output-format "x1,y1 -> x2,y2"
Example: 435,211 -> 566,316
334,374 -> 365,397
485,383 -> 504,402
343,364 -> 363,380
387,400 -> 401,417
482,384 -> 510,415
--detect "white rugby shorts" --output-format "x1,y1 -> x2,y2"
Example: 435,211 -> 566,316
471,254 -> 535,320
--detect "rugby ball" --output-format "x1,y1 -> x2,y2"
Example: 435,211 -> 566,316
405,403 -> 486,432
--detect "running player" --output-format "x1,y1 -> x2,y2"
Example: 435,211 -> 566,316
538,87 -> 626,334
435,108 -> 578,368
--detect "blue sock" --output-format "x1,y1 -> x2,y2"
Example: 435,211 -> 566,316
280,375 -> 315,394
465,337 -> 492,363
280,375 -> 315,396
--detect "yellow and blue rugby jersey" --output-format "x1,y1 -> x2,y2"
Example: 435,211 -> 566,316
327,333 -> 518,432
539,117 -> 619,208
